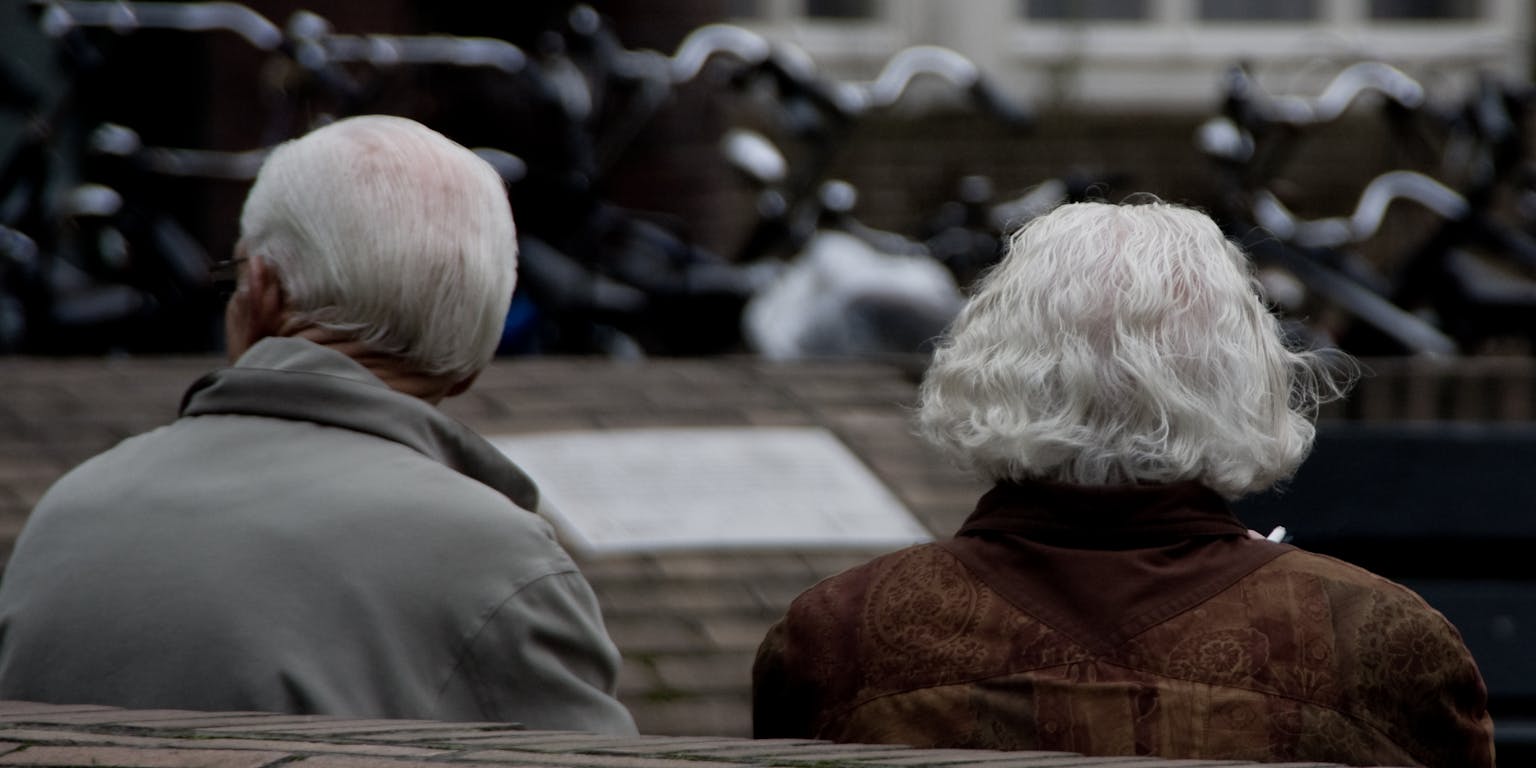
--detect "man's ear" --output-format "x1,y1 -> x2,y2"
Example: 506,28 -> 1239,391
242,255 -> 290,344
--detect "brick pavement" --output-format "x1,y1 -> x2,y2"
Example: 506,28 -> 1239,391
0,353 -> 1531,745
0,700 -> 1368,767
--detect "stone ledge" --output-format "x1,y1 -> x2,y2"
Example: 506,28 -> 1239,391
0,700 -> 1367,768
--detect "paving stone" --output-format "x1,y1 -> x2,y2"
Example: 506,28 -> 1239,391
0,707 -> 170,726
647,739 -> 830,757
591,409 -> 755,429
0,728 -> 178,747
434,732 -> 629,750
0,727 -> 414,757
638,384 -> 788,410
182,717 -> 350,734
569,736 -> 745,754
477,415 -> 607,435
1067,761 -> 1249,767
0,708 -> 222,727
0,458 -> 65,485
896,760 -> 1135,768
868,757 -> 1166,767
650,652 -> 754,693
456,750 -> 744,768
758,746 -> 923,760
800,551 -> 891,579
475,381 -> 646,412
604,616 -> 708,654
1239,764 -> 1348,767
0,511 -> 28,543
651,553 -> 814,581
871,759 -> 1113,768
198,718 -> 451,735
0,480 -> 54,517
783,379 -> 918,407
588,737 -> 813,756
696,616 -> 780,652
858,749 -> 1028,765
153,737 -> 453,759
358,726 -> 533,743
128,713 -> 351,730
573,554 -> 663,580
628,695 -> 752,739
747,580 -> 821,614
117,734 -> 457,758
740,409 -> 819,426
1017,759 -> 1185,766
279,757 -> 518,768
0,702 -> 117,718
0,744 -> 289,767
595,581 -> 758,617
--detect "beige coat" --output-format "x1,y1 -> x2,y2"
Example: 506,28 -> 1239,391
0,337 -> 636,734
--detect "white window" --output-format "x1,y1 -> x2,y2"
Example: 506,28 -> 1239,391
805,0 -> 875,19
728,0 -> 1527,111
1370,0 -> 1480,19
1199,0 -> 1320,20
1023,0 -> 1150,20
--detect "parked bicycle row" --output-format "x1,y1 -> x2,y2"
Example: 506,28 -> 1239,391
1199,62 -> 1536,357
3,0 -> 1535,359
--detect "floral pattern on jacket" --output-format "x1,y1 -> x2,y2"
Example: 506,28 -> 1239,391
753,481 -> 1494,767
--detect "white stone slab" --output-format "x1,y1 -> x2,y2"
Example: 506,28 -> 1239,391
489,427 -> 932,553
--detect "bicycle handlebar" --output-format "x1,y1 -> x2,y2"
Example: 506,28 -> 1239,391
1254,170 -> 1469,248
864,46 -> 979,108
857,45 -> 1032,127
671,24 -> 772,82
1230,61 -> 1426,127
87,123 -> 267,180
0,226 -> 40,268
35,0 -> 282,50
322,33 -> 528,74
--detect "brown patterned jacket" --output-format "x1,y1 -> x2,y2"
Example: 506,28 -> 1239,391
753,480 -> 1495,766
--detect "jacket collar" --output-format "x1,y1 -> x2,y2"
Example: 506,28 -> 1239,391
945,479 -> 1283,653
959,478 -> 1249,547
179,337 -> 539,513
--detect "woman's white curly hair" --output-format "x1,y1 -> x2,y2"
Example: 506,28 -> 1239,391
916,200 -> 1353,499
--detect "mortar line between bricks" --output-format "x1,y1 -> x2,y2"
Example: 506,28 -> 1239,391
0,725 -> 471,759
255,755 -> 309,768
13,720 -> 530,755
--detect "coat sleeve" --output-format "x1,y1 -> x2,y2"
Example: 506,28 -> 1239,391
752,617 -> 819,739
753,558 -> 889,741
1374,606 -> 1497,768
456,569 -> 638,735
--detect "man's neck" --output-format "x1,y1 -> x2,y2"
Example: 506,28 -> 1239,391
289,328 -> 462,404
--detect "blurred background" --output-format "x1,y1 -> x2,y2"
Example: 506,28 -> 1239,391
4,0 -> 1536,756
3,0 -> 1535,362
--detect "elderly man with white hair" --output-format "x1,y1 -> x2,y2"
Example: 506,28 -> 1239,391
753,201 -> 1494,766
0,115 -> 637,734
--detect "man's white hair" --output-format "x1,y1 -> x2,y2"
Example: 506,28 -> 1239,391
917,200 -> 1351,499
238,115 -> 516,380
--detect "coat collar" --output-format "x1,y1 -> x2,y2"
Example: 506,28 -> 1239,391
178,337 -> 539,513
959,478 -> 1250,547
945,479 -> 1286,653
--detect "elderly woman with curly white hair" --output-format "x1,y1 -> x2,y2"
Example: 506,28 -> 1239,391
752,200 -> 1493,767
